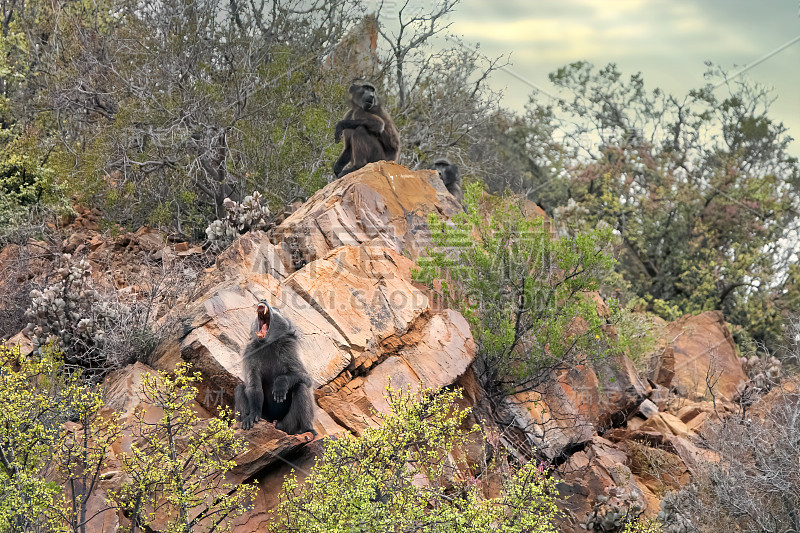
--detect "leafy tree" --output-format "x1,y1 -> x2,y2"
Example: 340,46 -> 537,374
273,385 -> 559,533
547,61 -> 800,350
0,2 -> 68,243
52,375 -> 122,533
0,343 -> 121,533
375,0 -> 460,110
34,0 -> 360,236
0,345 -> 66,532
469,105 -> 569,208
110,363 -> 256,533
414,182 -> 618,398
392,43 -> 507,173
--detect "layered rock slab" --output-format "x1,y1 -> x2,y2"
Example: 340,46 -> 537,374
271,160 -> 463,268
666,311 -> 747,402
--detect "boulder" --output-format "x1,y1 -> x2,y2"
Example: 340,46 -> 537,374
666,311 -> 747,402
558,354 -> 651,432
214,230 -> 288,281
650,344 -> 675,388
271,161 -> 462,268
637,399 -> 658,419
284,245 -> 429,352
229,422 -> 316,483
589,354 -> 652,428
230,440 -> 325,532
626,440 -> 689,501
153,225 -> 477,438
5,331 -> 33,356
317,309 -> 476,433
504,379 -> 596,461
666,434 -> 719,474
639,412 -> 690,437
557,436 -> 649,532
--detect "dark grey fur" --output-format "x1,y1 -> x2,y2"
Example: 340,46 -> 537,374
235,300 -> 316,436
333,82 -> 401,179
434,158 -> 463,203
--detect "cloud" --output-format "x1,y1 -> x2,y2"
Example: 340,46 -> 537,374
447,0 -> 800,156
452,2 -> 760,63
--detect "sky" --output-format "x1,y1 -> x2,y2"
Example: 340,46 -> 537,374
444,0 -> 800,157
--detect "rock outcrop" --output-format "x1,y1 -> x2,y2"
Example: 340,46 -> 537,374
270,161 -> 462,268
666,311 -> 747,402
1,161 -> 763,533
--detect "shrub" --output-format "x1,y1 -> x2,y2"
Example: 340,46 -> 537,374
623,518 -> 662,533
110,363 -> 256,533
414,182 -> 618,398
272,385 -> 560,533
658,387 -> 800,533
205,192 -> 271,252
0,345 -> 66,531
0,344 -> 120,532
23,254 -> 125,378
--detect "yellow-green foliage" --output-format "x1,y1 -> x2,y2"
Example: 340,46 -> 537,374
110,363 -> 256,533
414,182 -> 617,396
54,380 -> 122,532
273,385 -> 560,533
623,517 -> 662,533
0,345 -> 65,531
0,344 -> 120,532
0,347 -> 256,533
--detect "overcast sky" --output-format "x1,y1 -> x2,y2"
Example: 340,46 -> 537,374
444,0 -> 800,156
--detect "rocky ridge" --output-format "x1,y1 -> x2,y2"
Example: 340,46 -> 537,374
3,161 -> 757,532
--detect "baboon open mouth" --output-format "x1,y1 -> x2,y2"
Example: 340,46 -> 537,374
257,303 -> 271,339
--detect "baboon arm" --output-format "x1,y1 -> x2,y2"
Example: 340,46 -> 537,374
336,116 -> 385,136
237,379 -> 263,430
380,127 -> 400,162
333,144 -> 352,175
284,372 -> 312,389
273,372 -> 312,402
247,383 -> 264,422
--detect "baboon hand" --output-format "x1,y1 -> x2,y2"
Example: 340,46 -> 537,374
273,378 -> 289,403
334,123 -> 344,143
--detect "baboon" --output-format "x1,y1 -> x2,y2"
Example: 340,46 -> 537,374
434,158 -> 463,203
333,82 -> 400,179
235,300 -> 316,437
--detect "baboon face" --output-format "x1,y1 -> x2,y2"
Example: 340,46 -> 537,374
250,299 -> 294,345
255,301 -> 271,340
434,159 -> 458,186
351,83 -> 377,110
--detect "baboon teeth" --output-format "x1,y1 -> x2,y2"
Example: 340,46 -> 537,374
257,303 -> 270,339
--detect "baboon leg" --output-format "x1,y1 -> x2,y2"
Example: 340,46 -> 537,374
275,383 -> 317,437
333,144 -> 352,177
234,383 -> 248,422
236,382 -> 263,430
337,162 -> 364,179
